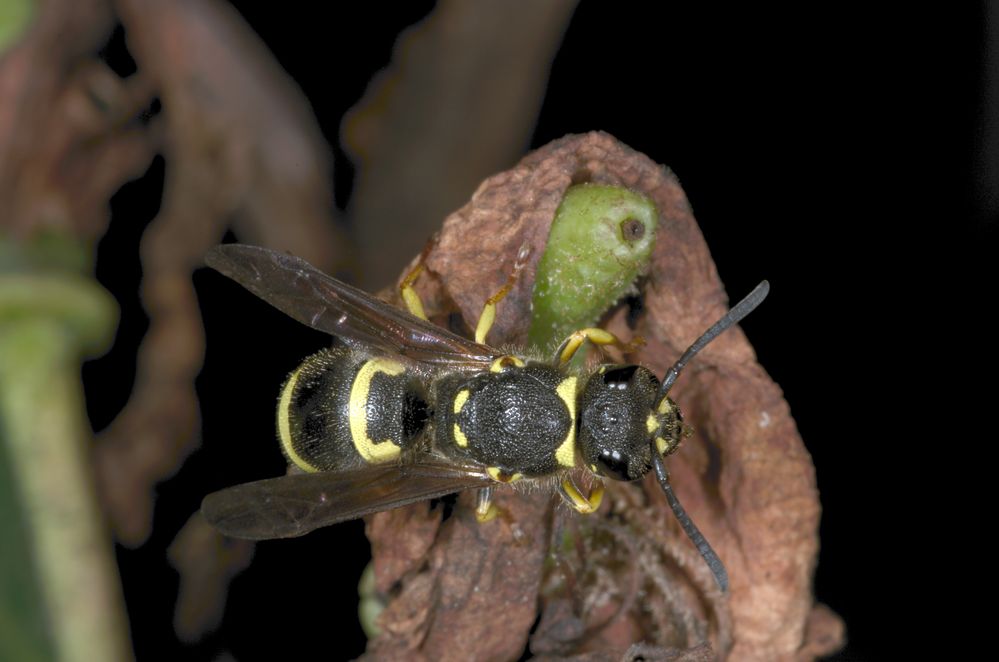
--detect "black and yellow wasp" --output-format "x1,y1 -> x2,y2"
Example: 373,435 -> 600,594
201,244 -> 768,592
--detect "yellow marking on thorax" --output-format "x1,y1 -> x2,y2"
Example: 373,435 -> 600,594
487,467 -> 523,483
452,389 -> 471,448
646,413 -> 658,434
454,389 -> 470,413
554,376 -> 578,467
349,357 -> 406,462
489,355 -> 525,373
453,425 -> 470,448
277,366 -> 318,472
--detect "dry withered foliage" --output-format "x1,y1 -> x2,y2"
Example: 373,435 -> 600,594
97,0 -> 346,547
0,0 -> 155,243
362,132 -> 843,661
2,2 -> 842,656
167,513 -> 254,643
344,0 -> 579,288
3,0 -> 344,644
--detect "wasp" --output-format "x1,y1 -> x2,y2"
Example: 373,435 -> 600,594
201,244 -> 768,592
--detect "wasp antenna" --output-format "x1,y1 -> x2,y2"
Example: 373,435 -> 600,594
651,449 -> 729,593
658,280 -> 769,398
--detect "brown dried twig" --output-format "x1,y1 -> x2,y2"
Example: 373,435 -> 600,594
344,0 -> 579,288
96,0 -> 347,548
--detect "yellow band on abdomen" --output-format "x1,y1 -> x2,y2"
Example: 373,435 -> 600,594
349,357 -> 406,462
277,366 -> 318,472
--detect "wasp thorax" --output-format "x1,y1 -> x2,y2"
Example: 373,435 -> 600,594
579,365 -> 661,481
435,362 -> 574,478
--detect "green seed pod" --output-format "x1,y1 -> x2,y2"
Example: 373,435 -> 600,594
528,184 -> 658,350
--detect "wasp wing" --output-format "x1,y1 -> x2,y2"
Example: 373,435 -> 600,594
201,459 -> 494,540
206,244 -> 502,370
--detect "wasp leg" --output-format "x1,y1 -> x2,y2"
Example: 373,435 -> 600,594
553,328 -> 645,366
474,275 -> 515,344
399,263 -> 429,321
475,486 -> 499,522
557,477 -> 605,514
474,247 -> 531,344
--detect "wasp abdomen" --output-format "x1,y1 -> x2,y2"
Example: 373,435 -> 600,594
434,362 -> 578,478
278,346 -> 429,472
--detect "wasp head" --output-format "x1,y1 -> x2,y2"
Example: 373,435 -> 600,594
578,364 -> 665,481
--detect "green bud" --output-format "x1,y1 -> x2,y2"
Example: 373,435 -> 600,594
528,184 -> 658,350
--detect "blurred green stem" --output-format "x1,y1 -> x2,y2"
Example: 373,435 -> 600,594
0,0 -> 35,52
0,273 -> 129,662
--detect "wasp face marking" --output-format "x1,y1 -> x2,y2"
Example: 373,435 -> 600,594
653,397 -> 684,456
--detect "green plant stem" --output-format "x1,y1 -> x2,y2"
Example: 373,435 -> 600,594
0,273 -> 129,662
0,0 -> 34,52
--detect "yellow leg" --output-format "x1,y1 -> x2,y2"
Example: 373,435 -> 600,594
399,263 -> 428,321
475,487 -> 499,523
553,328 -> 645,366
557,477 -> 605,514
474,261 -> 525,345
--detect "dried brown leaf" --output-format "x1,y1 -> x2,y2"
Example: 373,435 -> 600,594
797,604 -> 847,661
365,132 -> 842,661
364,489 -> 552,661
367,501 -> 443,596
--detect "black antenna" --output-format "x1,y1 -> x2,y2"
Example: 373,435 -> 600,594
658,281 -> 769,399
652,280 -> 769,593
651,450 -> 729,592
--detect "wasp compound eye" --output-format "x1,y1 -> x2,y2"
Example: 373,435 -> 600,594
594,448 -> 631,481
602,364 -> 639,388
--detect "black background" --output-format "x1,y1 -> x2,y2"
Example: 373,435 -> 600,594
87,3 -> 990,660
